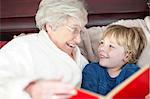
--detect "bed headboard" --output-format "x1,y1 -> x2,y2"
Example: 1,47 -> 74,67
0,0 -> 149,42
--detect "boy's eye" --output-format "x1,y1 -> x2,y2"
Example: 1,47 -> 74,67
99,41 -> 104,45
109,44 -> 115,48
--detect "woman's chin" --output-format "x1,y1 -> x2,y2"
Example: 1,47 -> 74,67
64,49 -> 74,56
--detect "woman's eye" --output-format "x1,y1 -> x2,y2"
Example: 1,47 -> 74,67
73,29 -> 78,34
72,28 -> 80,35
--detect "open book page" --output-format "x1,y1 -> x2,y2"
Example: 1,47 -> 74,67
107,64 -> 150,98
71,64 -> 150,99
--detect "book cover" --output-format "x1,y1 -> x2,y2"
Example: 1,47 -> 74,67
71,64 -> 150,99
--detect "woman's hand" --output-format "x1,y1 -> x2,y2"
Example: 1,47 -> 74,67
145,93 -> 150,99
25,79 -> 77,99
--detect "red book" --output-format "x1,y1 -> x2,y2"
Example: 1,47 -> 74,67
71,64 -> 150,99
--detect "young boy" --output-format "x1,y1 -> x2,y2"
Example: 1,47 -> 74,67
81,25 -> 147,95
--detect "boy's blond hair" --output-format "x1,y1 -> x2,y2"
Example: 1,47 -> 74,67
101,25 -> 147,63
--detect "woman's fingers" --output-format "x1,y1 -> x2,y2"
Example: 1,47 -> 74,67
30,79 -> 77,99
53,88 -> 77,95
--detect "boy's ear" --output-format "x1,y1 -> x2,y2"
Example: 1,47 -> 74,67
123,51 -> 132,63
45,23 -> 52,33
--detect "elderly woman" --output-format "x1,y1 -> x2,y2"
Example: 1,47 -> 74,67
0,0 -> 88,99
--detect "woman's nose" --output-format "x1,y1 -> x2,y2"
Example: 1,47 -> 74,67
74,33 -> 81,44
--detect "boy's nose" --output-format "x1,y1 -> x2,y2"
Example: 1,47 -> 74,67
98,45 -> 108,53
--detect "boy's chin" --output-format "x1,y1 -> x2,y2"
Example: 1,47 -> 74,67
99,61 -> 107,67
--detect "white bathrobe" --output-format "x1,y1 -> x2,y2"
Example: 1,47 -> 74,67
0,29 -> 88,99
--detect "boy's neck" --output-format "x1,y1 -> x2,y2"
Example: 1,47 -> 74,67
107,67 -> 122,78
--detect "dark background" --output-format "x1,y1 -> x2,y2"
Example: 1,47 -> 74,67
0,0 -> 149,41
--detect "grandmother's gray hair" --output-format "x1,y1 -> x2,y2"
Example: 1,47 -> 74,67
35,0 -> 88,30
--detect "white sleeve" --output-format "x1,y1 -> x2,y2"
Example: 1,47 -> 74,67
0,40 -> 35,99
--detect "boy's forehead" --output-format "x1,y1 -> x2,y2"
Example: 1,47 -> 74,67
104,36 -> 117,42
103,35 -> 120,44
102,33 -> 115,39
